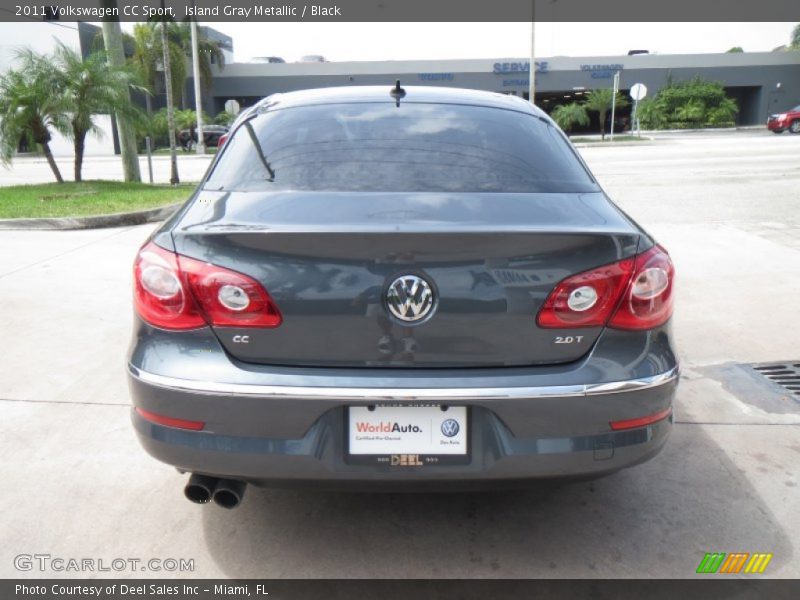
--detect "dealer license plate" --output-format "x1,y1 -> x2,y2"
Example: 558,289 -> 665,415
346,405 -> 469,465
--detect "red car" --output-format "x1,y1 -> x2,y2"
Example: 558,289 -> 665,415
767,105 -> 800,134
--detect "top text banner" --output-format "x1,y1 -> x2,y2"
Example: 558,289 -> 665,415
3,0 -> 800,22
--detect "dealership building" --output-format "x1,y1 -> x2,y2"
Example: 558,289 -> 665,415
196,51 -> 800,128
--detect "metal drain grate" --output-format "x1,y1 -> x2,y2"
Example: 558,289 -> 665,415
753,362 -> 800,396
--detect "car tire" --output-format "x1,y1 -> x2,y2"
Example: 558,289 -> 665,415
790,120 -> 800,134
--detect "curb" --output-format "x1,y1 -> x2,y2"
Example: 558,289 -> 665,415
0,202 -> 181,231
573,139 -> 656,148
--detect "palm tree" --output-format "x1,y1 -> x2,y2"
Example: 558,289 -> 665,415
126,22 -> 224,110
0,50 -> 69,183
127,24 -> 163,118
101,10 -> 141,183
167,22 -> 225,107
551,103 -> 589,133
583,89 -> 630,140
51,42 -> 145,182
161,20 -> 179,185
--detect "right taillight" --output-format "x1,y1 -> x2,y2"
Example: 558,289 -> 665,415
217,133 -> 228,148
608,245 -> 674,330
537,244 -> 674,331
133,241 -> 282,330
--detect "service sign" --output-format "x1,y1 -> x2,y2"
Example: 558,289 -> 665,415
348,405 -> 468,459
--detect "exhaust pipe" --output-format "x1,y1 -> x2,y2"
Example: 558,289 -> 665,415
184,474 -> 219,504
212,478 -> 247,509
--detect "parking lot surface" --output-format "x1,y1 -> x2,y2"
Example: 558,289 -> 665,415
1,130 -> 799,578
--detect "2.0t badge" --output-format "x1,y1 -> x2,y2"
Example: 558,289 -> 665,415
386,275 -> 436,323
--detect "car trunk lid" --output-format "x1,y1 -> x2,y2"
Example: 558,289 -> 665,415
172,190 -> 642,368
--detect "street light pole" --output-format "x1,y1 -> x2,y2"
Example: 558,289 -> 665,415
528,1 -> 536,105
190,17 -> 205,155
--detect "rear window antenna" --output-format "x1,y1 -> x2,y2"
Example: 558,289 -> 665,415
390,80 -> 406,106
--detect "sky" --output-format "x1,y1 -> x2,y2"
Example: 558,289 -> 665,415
140,22 -> 799,63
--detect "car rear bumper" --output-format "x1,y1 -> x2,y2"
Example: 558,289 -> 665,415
127,321 -> 679,488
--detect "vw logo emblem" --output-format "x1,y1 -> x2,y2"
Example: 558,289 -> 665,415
386,275 -> 436,323
440,419 -> 460,438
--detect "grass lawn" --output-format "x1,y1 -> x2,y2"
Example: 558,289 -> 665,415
0,180 -> 195,219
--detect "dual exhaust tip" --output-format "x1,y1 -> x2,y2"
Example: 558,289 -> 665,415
184,474 -> 246,509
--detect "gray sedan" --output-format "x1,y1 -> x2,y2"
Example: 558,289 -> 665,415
128,85 -> 678,509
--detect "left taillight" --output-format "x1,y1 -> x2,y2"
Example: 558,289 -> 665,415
133,241 -> 282,330
134,242 -> 205,330
537,244 -> 674,331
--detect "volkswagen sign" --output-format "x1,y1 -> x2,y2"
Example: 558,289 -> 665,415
386,275 -> 436,323
440,418 -> 460,438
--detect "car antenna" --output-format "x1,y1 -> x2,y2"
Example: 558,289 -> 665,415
390,80 -> 406,107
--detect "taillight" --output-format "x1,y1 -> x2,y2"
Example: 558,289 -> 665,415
217,133 -> 228,148
537,257 -> 635,328
179,254 -> 282,328
608,245 -> 674,331
134,242 -> 205,330
537,244 -> 674,331
133,242 -> 282,330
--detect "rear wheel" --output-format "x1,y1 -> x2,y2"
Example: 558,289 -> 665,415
790,120 -> 800,134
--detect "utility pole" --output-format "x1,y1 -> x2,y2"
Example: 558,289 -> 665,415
528,1 -> 536,106
101,3 -> 141,182
610,71 -> 620,141
161,18 -> 180,185
190,18 -> 205,155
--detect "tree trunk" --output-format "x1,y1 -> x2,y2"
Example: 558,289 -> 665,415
73,130 -> 86,182
101,11 -> 141,183
41,142 -> 64,184
161,20 -> 180,185
600,109 -> 607,140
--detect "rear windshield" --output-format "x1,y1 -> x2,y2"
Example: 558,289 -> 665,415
205,102 -> 597,193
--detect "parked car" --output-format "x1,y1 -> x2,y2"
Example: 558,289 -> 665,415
767,105 -> 800,134
177,124 -> 229,150
128,85 -> 678,508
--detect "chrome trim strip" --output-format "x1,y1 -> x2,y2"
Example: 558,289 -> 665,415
128,365 -> 678,401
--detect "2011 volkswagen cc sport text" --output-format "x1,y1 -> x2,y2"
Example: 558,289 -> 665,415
127,85 -> 678,508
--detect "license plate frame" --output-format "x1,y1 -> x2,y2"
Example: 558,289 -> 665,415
345,404 -> 471,466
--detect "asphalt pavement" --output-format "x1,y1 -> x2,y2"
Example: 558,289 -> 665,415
0,129 -> 798,578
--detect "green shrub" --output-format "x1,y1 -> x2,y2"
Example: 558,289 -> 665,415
550,102 -> 589,133
636,76 -> 738,130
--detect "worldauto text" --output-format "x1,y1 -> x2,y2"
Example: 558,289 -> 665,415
355,422 -> 423,433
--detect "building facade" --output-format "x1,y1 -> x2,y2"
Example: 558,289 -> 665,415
195,51 -> 800,127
